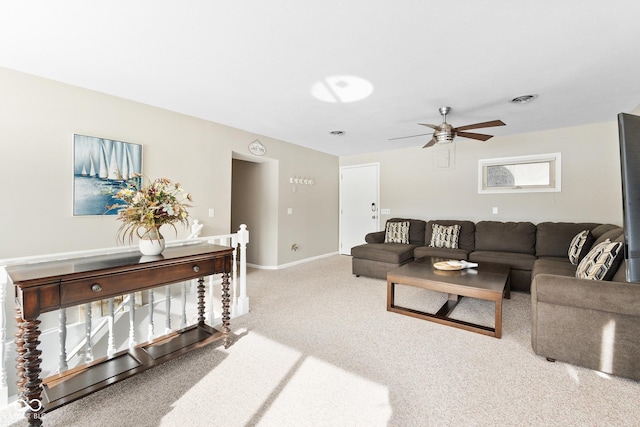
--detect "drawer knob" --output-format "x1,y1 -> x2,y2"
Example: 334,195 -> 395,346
91,283 -> 102,293
193,265 -> 200,273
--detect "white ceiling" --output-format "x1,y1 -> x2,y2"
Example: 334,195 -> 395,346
1,1 -> 639,156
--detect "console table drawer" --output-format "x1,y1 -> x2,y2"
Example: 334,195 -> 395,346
61,260 -> 218,307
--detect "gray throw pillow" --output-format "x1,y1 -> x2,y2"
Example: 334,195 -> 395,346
384,221 -> 410,244
568,230 -> 595,265
575,239 -> 623,280
429,224 -> 460,249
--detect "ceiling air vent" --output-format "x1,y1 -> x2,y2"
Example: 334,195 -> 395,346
510,94 -> 538,104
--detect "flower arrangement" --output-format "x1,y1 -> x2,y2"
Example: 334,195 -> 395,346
107,174 -> 193,243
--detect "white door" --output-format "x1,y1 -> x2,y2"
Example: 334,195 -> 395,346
340,164 -> 380,255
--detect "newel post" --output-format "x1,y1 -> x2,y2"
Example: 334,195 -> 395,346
236,224 -> 250,315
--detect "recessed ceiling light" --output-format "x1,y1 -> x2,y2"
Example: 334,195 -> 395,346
329,130 -> 345,136
510,94 -> 539,104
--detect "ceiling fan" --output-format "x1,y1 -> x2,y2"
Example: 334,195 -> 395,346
390,106 -> 506,148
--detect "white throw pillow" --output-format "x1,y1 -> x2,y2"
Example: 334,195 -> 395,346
429,224 -> 460,249
384,221 -> 410,244
568,230 -> 594,265
575,239 -> 623,280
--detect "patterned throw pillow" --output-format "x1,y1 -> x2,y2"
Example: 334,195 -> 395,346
575,239 -> 623,280
429,224 -> 460,249
384,221 -> 410,244
568,230 -> 595,265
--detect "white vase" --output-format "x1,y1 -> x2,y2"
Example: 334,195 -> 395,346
138,229 -> 165,256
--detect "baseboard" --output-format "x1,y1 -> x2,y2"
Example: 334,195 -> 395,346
247,251 -> 339,270
246,263 -> 278,270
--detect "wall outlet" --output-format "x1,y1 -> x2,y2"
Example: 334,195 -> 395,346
208,208 -> 215,218
287,208 -> 293,215
492,207 -> 499,215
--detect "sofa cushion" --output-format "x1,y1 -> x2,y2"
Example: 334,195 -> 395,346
351,243 -> 417,264
475,221 -> 536,254
568,230 -> 595,265
535,222 -> 598,258
413,246 -> 472,260
532,274 -> 640,317
575,240 -> 624,280
591,224 -> 622,242
384,221 -> 410,244
425,220 -> 475,250
532,257 -> 577,278
592,226 -> 624,246
429,223 -> 460,249
469,250 -> 536,270
388,218 -> 427,245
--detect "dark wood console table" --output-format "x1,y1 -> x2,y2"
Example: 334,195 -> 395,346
7,243 -> 233,426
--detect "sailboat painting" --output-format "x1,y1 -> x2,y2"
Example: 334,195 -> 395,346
73,134 -> 142,215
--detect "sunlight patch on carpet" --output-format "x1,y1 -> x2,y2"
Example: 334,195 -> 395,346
157,330 -> 391,426
600,319 -> 615,373
565,365 -> 581,384
259,355 -> 392,426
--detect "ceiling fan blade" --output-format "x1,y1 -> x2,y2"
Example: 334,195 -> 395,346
388,132 -> 433,141
456,131 -> 493,141
454,119 -> 505,131
418,123 -> 440,130
422,138 -> 437,148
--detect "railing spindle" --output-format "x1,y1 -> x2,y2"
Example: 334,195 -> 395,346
84,304 -> 93,363
165,285 -> 172,334
148,290 -> 155,342
107,298 -> 116,357
232,240 -> 238,317
58,309 -> 68,372
180,282 -> 187,329
128,294 -> 136,348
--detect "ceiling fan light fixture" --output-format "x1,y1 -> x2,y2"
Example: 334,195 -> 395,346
510,94 -> 539,104
390,106 -> 504,148
434,123 -> 455,144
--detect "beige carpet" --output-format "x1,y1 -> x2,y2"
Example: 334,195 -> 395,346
2,255 -> 640,426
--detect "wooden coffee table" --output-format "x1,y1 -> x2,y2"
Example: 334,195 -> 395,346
387,256 -> 510,338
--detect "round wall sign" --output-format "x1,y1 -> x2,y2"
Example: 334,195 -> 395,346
249,140 -> 266,156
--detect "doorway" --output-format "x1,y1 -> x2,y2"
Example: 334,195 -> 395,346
339,163 -> 380,255
231,153 -> 278,267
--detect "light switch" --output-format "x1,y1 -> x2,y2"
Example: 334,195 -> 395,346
208,208 -> 215,217
287,208 -> 293,215
492,207 -> 498,214
380,208 -> 391,215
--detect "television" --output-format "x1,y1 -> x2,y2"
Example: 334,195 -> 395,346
618,112 -> 640,282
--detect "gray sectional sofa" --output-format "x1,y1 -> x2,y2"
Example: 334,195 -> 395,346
351,218 -> 640,381
352,218 -> 621,292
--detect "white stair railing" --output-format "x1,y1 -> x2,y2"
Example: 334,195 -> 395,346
0,223 -> 249,408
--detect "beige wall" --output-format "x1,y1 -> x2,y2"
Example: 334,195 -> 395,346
341,120 -> 624,226
0,67 -> 339,264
